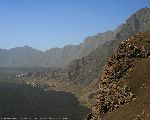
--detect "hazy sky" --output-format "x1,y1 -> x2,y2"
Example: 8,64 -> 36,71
0,0 -> 149,51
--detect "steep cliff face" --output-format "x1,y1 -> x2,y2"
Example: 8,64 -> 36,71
0,8 -> 150,67
42,31 -> 116,67
32,40 -> 116,87
21,8 -> 150,110
29,8 -> 150,89
67,7 -> 150,85
116,7 -> 150,40
66,40 -> 115,85
87,31 -> 150,120
45,7 -> 150,67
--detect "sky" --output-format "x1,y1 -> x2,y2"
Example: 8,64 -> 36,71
0,0 -> 149,51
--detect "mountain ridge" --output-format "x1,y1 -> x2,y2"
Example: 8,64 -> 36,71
0,7 -> 150,67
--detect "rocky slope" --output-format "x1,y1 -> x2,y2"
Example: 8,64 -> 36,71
87,30 -> 150,120
12,8 -> 149,112
66,40 -> 116,85
30,40 -> 117,87
23,7 -> 150,85
25,41 -> 115,108
0,8 -> 150,67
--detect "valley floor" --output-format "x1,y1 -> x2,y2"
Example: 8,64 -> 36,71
0,68 -> 90,120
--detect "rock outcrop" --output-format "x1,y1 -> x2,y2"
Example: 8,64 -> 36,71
87,31 -> 150,120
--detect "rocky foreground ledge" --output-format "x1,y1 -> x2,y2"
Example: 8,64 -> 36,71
87,31 -> 150,120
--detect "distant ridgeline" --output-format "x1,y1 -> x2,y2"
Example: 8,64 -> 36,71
0,7 -> 150,67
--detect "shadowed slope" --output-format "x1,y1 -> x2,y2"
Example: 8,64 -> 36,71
0,82 -> 90,120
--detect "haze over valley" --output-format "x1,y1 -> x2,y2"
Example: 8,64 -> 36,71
0,1 -> 150,120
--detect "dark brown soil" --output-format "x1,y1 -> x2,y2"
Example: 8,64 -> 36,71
0,82 -> 90,120
103,58 -> 150,120
88,30 -> 150,120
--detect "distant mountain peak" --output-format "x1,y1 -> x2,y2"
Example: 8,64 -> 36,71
23,45 -> 32,48
0,7 -> 150,67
